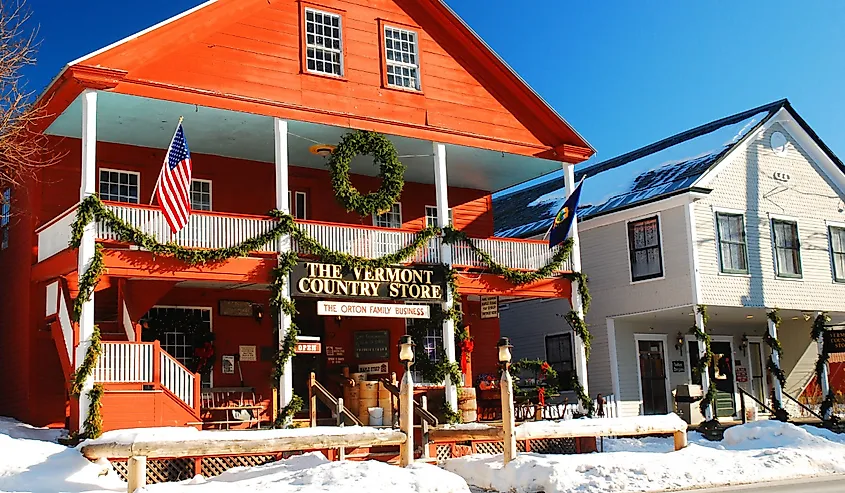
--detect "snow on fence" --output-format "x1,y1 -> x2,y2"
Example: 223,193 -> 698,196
515,394 -> 617,421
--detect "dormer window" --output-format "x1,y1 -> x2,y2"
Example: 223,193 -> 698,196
304,8 -> 343,77
383,25 -> 420,91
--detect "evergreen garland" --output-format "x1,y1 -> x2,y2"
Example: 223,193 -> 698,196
765,309 -> 788,420
688,305 -> 717,416
82,384 -> 104,439
442,401 -> 462,424
327,131 -> 405,216
565,311 -> 591,359
570,371 -> 594,417
274,394 -> 304,429
810,312 -> 836,421
69,325 -> 102,399
72,244 -> 105,322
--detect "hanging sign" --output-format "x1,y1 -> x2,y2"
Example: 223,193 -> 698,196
824,330 -> 845,354
672,360 -> 685,373
291,262 -> 446,302
735,366 -> 748,383
239,345 -> 257,362
480,296 -> 498,319
295,342 -> 322,354
318,300 -> 430,319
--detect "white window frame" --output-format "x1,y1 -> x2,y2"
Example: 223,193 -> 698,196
633,333 -> 672,416
745,336 -> 771,409
625,212 -> 665,284
99,168 -> 141,204
828,220 -> 845,283
424,205 -> 452,228
190,179 -> 212,211
769,213 -> 803,280
146,305 -> 214,388
405,301 -> 442,385
295,191 -> 308,220
713,208 -> 750,276
373,202 -> 402,229
304,7 -> 344,77
383,24 -> 421,91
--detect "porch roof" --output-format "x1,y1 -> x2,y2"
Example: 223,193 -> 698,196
45,91 -> 565,193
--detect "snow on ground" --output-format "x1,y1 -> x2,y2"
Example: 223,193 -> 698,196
446,420 -> 845,493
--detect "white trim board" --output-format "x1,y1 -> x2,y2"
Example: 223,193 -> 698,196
625,212 -> 666,284
578,192 -> 706,232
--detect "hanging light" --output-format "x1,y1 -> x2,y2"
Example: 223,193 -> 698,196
398,335 -> 416,368
740,334 -> 748,355
497,337 -> 513,365
309,144 -> 336,157
675,332 -> 685,354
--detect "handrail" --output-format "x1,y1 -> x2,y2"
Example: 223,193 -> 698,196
737,387 -> 776,423
35,202 -> 81,233
782,389 -> 824,421
379,378 -> 439,426
309,373 -> 364,426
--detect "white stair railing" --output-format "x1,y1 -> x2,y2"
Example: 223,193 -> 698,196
159,350 -> 196,409
94,342 -> 154,383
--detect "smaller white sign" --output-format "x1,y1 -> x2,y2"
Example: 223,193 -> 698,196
359,362 -> 389,375
318,301 -> 430,319
239,345 -> 257,362
481,296 -> 498,319
221,355 -> 235,374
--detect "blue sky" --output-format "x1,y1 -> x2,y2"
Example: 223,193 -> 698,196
24,0 -> 845,175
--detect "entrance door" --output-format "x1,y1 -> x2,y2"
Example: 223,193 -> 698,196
748,341 -> 767,406
292,300 -> 325,416
637,339 -> 669,415
710,341 -> 736,418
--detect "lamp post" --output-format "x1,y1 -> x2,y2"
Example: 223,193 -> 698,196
498,337 -> 517,465
398,335 -> 415,467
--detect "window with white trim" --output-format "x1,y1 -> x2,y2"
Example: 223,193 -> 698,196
424,205 -> 452,228
374,203 -> 402,229
830,226 -> 845,282
295,191 -> 308,220
405,302 -> 460,384
384,26 -> 420,90
545,333 -> 574,391
144,307 -> 213,388
304,8 -> 343,77
628,216 -> 662,281
1,188 -> 9,250
99,169 -> 139,204
772,219 -> 802,278
190,180 -> 212,211
716,212 -> 748,274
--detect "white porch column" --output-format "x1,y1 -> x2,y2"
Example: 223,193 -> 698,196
434,142 -> 458,410
767,310 -> 784,410
695,309 -> 714,422
562,163 -> 589,402
816,312 -> 832,419
76,89 -> 98,431
274,118 -> 294,413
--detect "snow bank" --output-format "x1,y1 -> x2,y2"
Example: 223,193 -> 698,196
446,421 -> 845,493
515,413 -> 687,439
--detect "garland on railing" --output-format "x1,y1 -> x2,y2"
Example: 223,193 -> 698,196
68,325 -> 103,439
810,312 -> 836,420
510,359 -> 560,407
83,384 -> 104,439
688,305 -> 716,416
570,371 -> 595,417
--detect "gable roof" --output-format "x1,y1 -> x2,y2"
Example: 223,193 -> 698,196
39,0 -> 593,162
494,99 -> 845,238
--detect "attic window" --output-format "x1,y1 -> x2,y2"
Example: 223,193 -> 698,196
304,8 -> 343,77
383,26 -> 420,91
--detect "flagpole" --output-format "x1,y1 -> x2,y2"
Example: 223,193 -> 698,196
150,116 -> 185,205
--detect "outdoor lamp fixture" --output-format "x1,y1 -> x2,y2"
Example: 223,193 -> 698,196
675,332 -> 685,355
251,303 -> 264,323
497,337 -> 513,368
740,334 -> 748,355
309,144 -> 336,157
398,335 -> 416,369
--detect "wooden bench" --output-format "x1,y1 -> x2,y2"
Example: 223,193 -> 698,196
200,387 -> 265,429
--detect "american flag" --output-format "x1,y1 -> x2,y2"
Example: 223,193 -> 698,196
155,122 -> 193,234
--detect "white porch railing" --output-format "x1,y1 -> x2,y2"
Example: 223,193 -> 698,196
35,202 -> 569,273
92,341 -> 198,411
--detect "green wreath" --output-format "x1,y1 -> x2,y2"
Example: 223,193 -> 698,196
328,131 -> 405,216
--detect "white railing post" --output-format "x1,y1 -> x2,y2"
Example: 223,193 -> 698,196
76,89 -> 98,433
768,310 -> 784,412
434,142 -> 458,410
817,312 -> 832,420
275,118 -> 295,417
563,163 -> 589,403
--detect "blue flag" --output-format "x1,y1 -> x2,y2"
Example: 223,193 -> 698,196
549,179 -> 583,249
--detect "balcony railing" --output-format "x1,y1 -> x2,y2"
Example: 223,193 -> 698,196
36,202 -> 569,273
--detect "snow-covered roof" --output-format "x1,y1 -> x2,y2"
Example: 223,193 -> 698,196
493,99 -> 843,238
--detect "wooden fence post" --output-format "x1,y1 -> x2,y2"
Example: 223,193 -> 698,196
399,369 -> 414,466
309,372 -> 317,428
420,395 -> 430,459
126,456 -> 146,493
501,367 -> 517,465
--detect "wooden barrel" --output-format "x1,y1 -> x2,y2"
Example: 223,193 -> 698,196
358,381 -> 379,423
379,396 -> 394,427
458,387 -> 478,423
343,384 -> 360,415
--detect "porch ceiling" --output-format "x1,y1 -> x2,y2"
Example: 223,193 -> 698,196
617,305 -> 845,329
45,91 -> 561,192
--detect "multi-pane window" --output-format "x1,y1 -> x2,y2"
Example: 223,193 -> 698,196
295,191 -> 308,220
0,188 -> 9,250
545,333 -> 574,391
99,169 -> 139,204
424,205 -> 452,228
830,226 -> 845,282
406,303 -> 442,384
628,216 -> 663,281
145,307 -> 213,388
304,8 -> 343,77
384,26 -> 420,90
772,219 -> 802,277
716,213 -> 748,274
190,180 -> 211,211
374,203 -> 402,229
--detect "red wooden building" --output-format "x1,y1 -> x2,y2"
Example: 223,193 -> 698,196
0,0 -> 593,434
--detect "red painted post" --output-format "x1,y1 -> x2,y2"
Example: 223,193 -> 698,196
152,340 -> 161,389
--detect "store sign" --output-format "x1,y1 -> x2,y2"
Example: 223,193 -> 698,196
824,330 -> 845,354
672,360 -> 685,373
355,330 -> 390,360
318,301 -> 430,319
295,342 -> 322,354
359,362 -> 389,375
735,366 -> 748,383
480,296 -> 498,319
291,262 -> 446,302
239,345 -> 257,362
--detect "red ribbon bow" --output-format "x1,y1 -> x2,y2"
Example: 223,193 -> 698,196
460,339 -> 474,374
540,362 -> 551,374
538,386 -> 546,407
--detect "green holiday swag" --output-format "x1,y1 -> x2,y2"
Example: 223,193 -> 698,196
810,312 -> 837,421
688,305 -> 717,416
66,130 -> 593,435
764,309 -> 788,419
